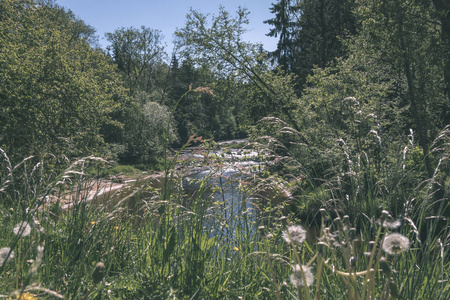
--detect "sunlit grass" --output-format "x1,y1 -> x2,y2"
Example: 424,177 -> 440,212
0,135 -> 448,299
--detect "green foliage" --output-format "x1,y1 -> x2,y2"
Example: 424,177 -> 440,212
264,0 -> 300,71
1,0 -> 449,297
248,0 -> 449,224
105,26 -> 166,97
86,163 -> 143,179
176,8 -> 303,134
121,96 -> 176,164
176,6 -> 263,80
0,0 -> 126,164
266,0 -> 357,88
353,0 -> 449,175
0,150 -> 448,299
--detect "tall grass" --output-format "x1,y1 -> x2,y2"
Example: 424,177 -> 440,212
0,124 -> 449,299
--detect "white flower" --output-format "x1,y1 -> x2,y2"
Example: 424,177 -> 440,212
0,247 -> 14,265
13,222 -> 32,237
382,233 -> 410,255
282,225 -> 307,244
290,264 -> 314,287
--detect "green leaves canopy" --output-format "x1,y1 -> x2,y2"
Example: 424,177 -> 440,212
0,0 -> 125,161
106,26 -> 166,97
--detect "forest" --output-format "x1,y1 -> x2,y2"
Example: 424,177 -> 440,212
0,0 -> 449,299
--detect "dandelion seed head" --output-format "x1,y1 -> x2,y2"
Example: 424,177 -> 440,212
382,219 -> 402,230
0,247 -> 14,265
290,264 -> 314,288
383,233 -> 410,255
282,225 -> 307,244
381,210 -> 390,217
377,211 -> 401,230
12,222 -> 31,237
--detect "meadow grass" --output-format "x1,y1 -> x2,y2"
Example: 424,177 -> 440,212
0,130 -> 448,300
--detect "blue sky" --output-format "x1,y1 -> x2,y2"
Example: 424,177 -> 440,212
56,0 -> 278,54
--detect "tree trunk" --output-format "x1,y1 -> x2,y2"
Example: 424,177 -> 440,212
432,0 -> 450,119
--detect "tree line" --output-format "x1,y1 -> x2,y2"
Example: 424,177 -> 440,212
1,0 -> 449,187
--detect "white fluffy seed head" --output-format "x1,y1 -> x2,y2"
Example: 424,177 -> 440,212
382,233 -> 410,255
282,225 -> 307,244
290,264 -> 314,287
0,247 -> 14,265
13,222 -> 32,237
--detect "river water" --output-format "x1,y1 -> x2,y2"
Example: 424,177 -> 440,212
180,140 -> 268,239
89,140 -> 273,240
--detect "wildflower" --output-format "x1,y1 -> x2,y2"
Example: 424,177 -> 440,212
290,264 -> 314,288
114,226 -> 119,230
7,292 -> 36,300
382,233 -> 410,255
233,246 -> 239,251
12,222 -> 31,237
0,247 -> 14,265
90,221 -> 96,225
282,225 -> 307,244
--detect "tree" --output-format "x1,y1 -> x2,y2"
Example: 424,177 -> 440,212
105,26 -> 166,97
264,0 -> 358,94
0,0 -> 125,162
38,0 -> 99,47
118,93 -> 176,164
285,0 -> 357,87
354,0 -> 449,176
431,0 -> 450,115
264,0 -> 300,72
176,6 -> 302,132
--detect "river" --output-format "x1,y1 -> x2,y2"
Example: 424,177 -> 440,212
180,140 -> 268,239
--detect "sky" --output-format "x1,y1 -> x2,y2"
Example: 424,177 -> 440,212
55,0 -> 279,55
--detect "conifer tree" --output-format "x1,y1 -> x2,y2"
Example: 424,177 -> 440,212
264,0 -> 299,72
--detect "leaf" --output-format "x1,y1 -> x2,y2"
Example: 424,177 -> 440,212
163,226 -> 177,262
200,235 -> 216,251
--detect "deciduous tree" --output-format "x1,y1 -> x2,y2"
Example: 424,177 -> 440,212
106,26 -> 166,97
0,0 -> 125,162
